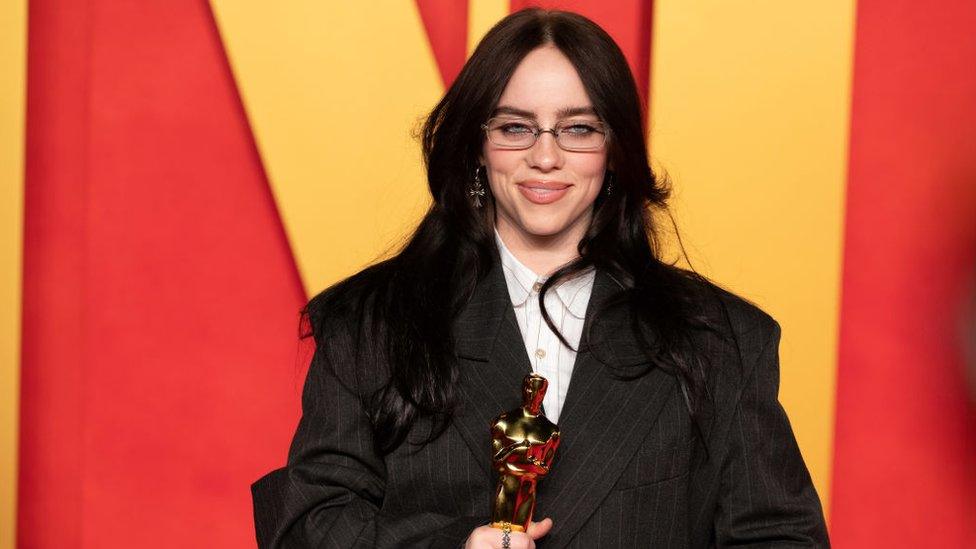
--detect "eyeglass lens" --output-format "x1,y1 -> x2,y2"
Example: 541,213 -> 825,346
485,118 -> 606,151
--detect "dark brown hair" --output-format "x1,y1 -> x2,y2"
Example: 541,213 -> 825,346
306,8 -> 718,455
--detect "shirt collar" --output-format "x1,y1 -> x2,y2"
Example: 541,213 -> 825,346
494,228 -> 595,319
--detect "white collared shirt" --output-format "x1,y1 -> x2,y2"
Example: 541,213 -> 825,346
495,229 -> 595,423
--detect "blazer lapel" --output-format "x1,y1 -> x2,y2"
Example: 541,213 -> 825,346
452,256 -> 532,479
534,270 -> 679,549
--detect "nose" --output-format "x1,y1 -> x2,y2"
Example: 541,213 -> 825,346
526,130 -> 564,172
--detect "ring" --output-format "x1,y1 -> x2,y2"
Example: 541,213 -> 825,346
501,522 -> 512,549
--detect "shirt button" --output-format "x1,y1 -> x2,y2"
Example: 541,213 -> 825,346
532,282 -> 543,293
535,348 -> 546,359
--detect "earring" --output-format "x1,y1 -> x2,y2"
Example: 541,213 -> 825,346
604,171 -> 615,196
469,166 -> 486,208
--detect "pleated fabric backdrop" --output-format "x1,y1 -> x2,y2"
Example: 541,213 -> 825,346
2,1 -> 973,547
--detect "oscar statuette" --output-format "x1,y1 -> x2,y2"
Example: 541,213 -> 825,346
489,373 -> 561,534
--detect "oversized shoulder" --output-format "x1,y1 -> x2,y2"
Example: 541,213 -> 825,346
695,273 -> 779,347
303,259 -> 400,344
301,260 -> 401,389
650,266 -> 782,380
667,268 -> 784,401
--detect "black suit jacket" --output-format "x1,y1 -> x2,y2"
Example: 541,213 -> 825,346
252,260 -> 829,548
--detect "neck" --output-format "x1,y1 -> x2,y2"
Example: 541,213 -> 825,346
494,209 -> 591,276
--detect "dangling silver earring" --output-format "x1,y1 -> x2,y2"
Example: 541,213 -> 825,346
604,171 -> 615,196
469,165 -> 486,208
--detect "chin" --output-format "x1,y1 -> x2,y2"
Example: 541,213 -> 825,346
516,216 -> 574,238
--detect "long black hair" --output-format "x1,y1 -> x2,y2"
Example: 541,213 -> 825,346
304,8 -> 720,455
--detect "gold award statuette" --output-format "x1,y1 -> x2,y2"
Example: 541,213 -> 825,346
489,373 -> 561,533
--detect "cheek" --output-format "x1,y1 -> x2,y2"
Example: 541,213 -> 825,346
573,157 -> 609,194
483,152 -> 519,190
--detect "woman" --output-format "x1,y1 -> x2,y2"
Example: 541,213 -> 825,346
252,8 -> 828,548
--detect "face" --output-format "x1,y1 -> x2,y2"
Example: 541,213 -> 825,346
481,45 -> 609,246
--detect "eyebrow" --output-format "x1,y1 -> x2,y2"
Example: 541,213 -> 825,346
491,105 -> 599,119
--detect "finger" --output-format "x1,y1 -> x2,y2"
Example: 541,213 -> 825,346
509,532 -> 535,549
466,525 -> 505,548
526,517 -> 553,540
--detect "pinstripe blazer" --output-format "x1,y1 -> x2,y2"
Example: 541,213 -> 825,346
252,259 -> 829,548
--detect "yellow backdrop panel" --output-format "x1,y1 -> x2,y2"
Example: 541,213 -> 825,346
0,0 -> 26,547
650,1 -> 855,513
0,1 -> 26,547
210,1 -> 443,294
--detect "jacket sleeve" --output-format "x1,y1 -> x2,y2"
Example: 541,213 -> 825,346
713,319 -> 831,547
251,336 -> 486,548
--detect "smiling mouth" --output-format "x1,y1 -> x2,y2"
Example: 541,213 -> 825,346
517,181 -> 571,204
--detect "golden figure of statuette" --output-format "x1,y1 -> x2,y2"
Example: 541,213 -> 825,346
489,373 -> 561,533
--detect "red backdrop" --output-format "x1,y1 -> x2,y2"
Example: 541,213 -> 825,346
16,0 -> 975,547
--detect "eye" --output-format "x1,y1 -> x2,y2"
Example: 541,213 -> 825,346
560,122 -> 600,135
498,122 -> 535,135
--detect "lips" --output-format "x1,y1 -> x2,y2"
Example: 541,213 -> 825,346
517,180 -> 571,205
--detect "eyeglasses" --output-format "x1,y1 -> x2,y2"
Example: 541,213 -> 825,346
481,117 -> 609,152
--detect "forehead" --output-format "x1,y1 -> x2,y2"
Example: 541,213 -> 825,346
496,45 -> 594,119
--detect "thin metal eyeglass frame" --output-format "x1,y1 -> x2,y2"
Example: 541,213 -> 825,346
480,117 -> 610,152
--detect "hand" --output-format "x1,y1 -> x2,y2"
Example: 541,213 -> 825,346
463,518 -> 553,549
